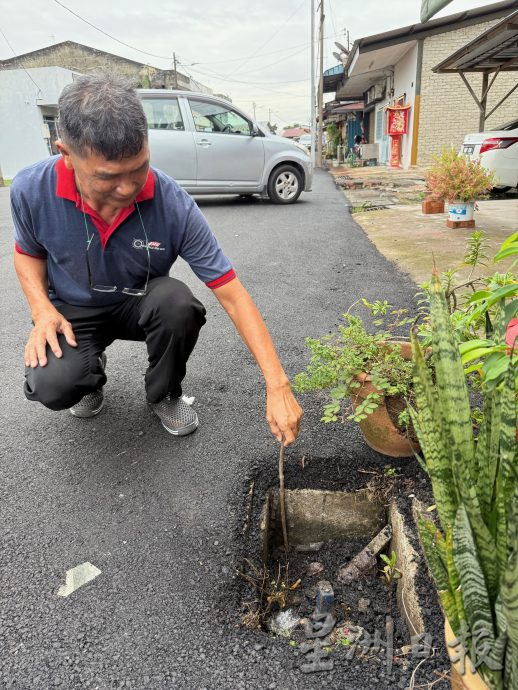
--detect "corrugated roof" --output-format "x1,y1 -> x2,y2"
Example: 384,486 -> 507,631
332,101 -> 364,112
281,127 -> 310,138
343,0 -> 518,73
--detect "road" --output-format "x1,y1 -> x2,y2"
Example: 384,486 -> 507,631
0,170 -> 419,689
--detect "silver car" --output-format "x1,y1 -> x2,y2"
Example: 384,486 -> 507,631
138,90 -> 312,204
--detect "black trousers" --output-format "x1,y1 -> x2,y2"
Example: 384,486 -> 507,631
24,277 -> 206,411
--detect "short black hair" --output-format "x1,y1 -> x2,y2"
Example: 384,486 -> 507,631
58,74 -> 148,160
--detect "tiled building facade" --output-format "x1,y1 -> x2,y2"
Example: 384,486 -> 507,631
418,19 -> 518,166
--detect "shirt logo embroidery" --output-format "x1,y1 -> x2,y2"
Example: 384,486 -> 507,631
133,239 -> 165,251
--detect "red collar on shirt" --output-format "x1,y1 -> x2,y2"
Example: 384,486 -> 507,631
55,156 -> 155,248
55,156 -> 155,203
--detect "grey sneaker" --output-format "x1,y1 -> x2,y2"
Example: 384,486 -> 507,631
69,353 -> 106,419
149,396 -> 198,436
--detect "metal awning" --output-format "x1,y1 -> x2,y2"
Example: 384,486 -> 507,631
433,10 -> 518,130
323,64 -> 344,93
433,9 -> 518,72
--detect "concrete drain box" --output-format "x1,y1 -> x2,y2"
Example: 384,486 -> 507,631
259,488 -> 426,639
260,488 -> 386,562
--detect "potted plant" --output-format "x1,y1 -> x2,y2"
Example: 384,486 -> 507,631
293,300 -> 424,457
411,270 -> 517,689
425,148 -> 495,228
421,186 -> 445,215
326,122 -> 340,162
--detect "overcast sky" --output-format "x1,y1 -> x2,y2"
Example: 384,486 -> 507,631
0,0 -> 497,126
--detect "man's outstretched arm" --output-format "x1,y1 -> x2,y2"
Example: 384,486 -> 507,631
13,251 -> 77,367
212,277 -> 302,446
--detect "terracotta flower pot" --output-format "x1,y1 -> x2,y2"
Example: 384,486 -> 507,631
351,342 -> 420,458
422,198 -> 445,214
445,619 -> 490,690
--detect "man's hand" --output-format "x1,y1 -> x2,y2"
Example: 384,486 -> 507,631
266,381 -> 303,446
213,277 -> 303,445
13,252 -> 78,367
25,309 -> 77,368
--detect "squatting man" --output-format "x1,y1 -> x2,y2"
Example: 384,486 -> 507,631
11,75 -> 302,443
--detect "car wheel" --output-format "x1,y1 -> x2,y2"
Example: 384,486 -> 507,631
267,165 -> 303,204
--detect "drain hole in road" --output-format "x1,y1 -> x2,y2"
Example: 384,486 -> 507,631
239,487 -> 426,675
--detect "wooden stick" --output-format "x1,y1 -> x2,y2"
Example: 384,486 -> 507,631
278,437 -> 289,552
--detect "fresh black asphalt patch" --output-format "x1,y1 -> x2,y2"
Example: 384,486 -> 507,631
0,171 -> 447,689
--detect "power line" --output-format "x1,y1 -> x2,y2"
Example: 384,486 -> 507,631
181,62 -> 309,98
188,29 -> 344,67
233,45 -> 310,76
328,0 -> 338,37
182,44 -> 310,86
52,0 -> 344,74
187,39 -> 314,66
224,0 -> 307,78
187,70 -> 309,85
49,0 -> 335,108
53,0 -> 178,61
0,26 -> 42,93
183,68 -> 309,96
53,0 -> 326,69
269,109 -> 300,126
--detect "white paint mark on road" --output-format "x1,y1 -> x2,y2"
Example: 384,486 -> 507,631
57,562 -> 101,597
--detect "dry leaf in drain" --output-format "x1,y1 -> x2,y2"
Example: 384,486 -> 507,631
267,591 -> 288,609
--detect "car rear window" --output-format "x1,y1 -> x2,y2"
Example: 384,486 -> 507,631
142,98 -> 185,131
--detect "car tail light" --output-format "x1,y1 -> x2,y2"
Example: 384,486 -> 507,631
479,137 -> 518,155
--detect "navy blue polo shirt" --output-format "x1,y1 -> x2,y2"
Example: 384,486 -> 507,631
11,156 -> 236,307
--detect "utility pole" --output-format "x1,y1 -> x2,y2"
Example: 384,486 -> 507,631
316,0 -> 325,168
310,0 -> 316,169
173,52 -> 178,89
252,101 -> 257,120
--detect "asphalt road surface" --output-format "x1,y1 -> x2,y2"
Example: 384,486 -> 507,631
0,170 -> 419,689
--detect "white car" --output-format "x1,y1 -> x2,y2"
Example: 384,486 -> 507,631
461,118 -> 518,192
298,134 -> 312,150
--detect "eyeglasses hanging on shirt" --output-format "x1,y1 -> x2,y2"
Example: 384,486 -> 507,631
82,197 -> 150,297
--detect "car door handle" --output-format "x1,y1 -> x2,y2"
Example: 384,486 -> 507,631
196,139 -> 212,147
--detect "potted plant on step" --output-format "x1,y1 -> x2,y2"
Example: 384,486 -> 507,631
421,192 -> 445,215
411,270 -> 517,689
425,148 -> 495,229
294,300 -> 425,457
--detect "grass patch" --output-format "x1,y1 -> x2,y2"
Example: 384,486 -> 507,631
351,203 -> 387,214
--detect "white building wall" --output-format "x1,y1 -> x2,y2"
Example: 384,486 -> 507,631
392,43 -> 418,169
370,43 -> 417,169
0,67 -> 77,179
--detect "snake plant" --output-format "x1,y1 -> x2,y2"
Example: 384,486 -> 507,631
411,269 -> 517,689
